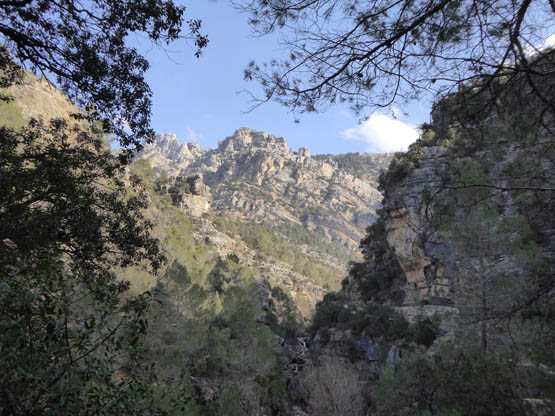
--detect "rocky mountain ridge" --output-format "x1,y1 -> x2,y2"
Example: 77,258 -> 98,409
138,127 -> 392,253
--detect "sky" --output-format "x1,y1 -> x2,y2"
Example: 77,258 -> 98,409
131,1 -> 430,155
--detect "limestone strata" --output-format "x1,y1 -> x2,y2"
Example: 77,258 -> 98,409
383,146 -> 451,303
175,194 -> 210,217
140,127 -> 391,252
137,133 -> 205,176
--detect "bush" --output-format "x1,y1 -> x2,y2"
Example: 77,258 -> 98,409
362,302 -> 410,341
410,316 -> 442,348
375,345 -> 526,416
131,158 -> 154,186
378,153 -> 414,191
312,298 -> 342,331
298,357 -> 368,416
353,218 -> 406,304
165,260 -> 191,287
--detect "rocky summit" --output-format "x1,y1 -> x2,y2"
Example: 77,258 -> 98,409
138,127 -> 392,252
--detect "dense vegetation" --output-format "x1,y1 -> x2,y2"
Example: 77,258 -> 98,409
114,162 -> 303,414
211,215 -> 341,290
0,110 -> 166,414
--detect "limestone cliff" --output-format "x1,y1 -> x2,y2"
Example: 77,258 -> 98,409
135,128 -> 391,318
308,70 -> 554,371
139,127 -> 391,253
287,70 -> 555,415
138,133 -> 205,176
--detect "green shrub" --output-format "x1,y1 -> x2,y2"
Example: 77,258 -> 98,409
312,298 -> 342,331
378,153 -> 414,191
207,257 -> 255,293
270,286 -> 289,302
165,260 -> 191,287
212,216 -> 341,288
347,312 -> 369,335
375,345 -> 526,416
226,253 -> 240,263
0,96 -> 25,128
362,302 -> 410,341
131,158 -> 154,186
410,316 -> 442,348
353,218 -> 406,304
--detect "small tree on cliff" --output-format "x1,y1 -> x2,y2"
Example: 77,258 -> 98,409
449,199 -> 543,355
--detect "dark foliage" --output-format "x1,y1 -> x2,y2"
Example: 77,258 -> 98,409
376,346 -> 527,415
353,216 -> 406,304
0,0 -> 208,151
0,120 -> 166,414
0,119 -> 163,271
311,294 -> 344,331
238,0 -> 555,124
410,316 -> 441,348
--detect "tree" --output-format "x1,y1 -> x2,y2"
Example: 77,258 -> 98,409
432,157 -> 548,355
375,344 -> 526,416
0,1 -> 209,412
0,118 -> 166,414
297,357 -> 368,416
238,0 -> 555,121
449,205 -> 525,354
0,0 -> 208,152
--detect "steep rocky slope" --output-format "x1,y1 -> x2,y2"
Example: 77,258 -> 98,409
139,127 -> 391,252
5,72 -> 79,123
122,162 -> 353,414
296,68 -> 555,415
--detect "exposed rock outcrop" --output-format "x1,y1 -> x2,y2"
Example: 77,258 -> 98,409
137,133 -> 205,176
300,73 -> 555,412
140,128 -> 391,253
382,146 -> 452,303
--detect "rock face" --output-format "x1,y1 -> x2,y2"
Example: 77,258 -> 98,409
8,72 -> 80,124
379,133 -> 554,306
307,76 -> 555,377
159,174 -> 211,217
175,193 -> 210,217
140,127 -> 391,252
382,146 -> 452,304
137,133 -> 205,176
136,128 -> 392,316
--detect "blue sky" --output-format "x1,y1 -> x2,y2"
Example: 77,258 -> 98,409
133,0 -> 430,154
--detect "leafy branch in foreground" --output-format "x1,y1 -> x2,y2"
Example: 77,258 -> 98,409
0,119 -> 167,414
238,0 -> 554,121
0,0 -> 208,151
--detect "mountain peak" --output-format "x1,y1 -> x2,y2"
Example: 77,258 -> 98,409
217,127 -> 291,156
136,133 -> 205,175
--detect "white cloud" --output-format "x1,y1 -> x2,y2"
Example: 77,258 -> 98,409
541,33 -> 555,50
390,105 -> 402,119
524,33 -> 555,56
341,113 -> 419,153
185,126 -> 203,142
